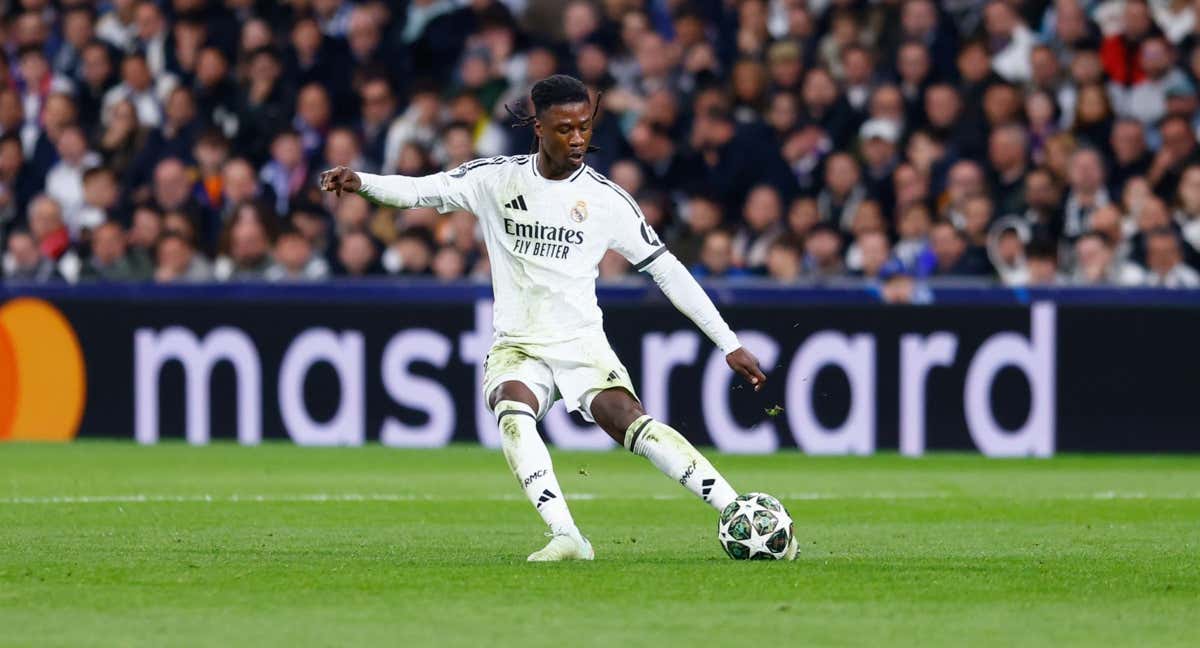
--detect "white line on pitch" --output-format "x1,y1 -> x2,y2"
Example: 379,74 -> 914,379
1,492 -> 1199,505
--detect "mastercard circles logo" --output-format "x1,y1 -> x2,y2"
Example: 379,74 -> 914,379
0,298 -> 86,441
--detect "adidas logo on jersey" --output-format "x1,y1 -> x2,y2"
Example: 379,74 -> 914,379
505,195 -> 529,211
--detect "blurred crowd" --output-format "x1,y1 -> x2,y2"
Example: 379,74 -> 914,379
4,0 -> 1200,290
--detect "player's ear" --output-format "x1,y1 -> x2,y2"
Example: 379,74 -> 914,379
533,117 -> 542,139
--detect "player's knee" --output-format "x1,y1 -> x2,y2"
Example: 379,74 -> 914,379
590,389 -> 644,436
489,381 -> 539,412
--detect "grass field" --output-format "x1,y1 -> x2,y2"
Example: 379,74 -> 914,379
1,443 -> 1197,647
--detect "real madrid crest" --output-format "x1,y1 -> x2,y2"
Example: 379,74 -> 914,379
569,200 -> 588,223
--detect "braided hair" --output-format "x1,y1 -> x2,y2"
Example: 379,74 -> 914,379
505,74 -> 602,154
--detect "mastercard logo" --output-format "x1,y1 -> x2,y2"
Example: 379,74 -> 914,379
0,298 -> 86,441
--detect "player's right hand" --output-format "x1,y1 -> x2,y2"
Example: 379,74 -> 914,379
319,166 -> 362,196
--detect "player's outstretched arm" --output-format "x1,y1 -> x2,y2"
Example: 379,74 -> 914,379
642,252 -> 767,391
319,165 -> 473,212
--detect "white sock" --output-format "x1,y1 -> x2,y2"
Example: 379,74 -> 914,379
624,415 -> 738,511
495,400 -> 578,536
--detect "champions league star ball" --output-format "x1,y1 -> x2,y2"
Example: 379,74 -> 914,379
718,493 -> 795,560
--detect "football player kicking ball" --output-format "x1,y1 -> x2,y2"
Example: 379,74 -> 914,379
322,74 -> 795,561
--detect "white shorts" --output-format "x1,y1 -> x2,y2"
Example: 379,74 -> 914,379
482,333 -> 638,422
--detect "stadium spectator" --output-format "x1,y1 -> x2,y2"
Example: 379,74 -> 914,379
1118,36 -> 1189,126
56,7 -> 97,80
988,124 -> 1030,216
1063,148 -> 1111,238
900,0 -> 958,79
128,86 -> 200,189
29,93 -> 79,181
1101,0 -> 1157,86
692,230 -> 746,279
78,167 -> 121,232
103,52 -> 171,129
672,193 -> 722,268
845,200 -> 887,273
133,0 -> 170,78
384,227 -> 435,277
1109,120 -> 1152,197
215,201 -> 277,281
984,1 -> 1036,83
892,162 -> 929,219
929,220 -> 992,277
193,46 -> 238,135
151,158 -> 196,216
1148,115 -> 1200,197
1173,164 -> 1200,250
163,210 -> 198,245
854,230 -> 894,281
1021,167 -> 1064,239
432,246 -> 468,282
989,221 -> 1030,286
79,220 -> 151,282
1073,231 -> 1145,285
817,152 -> 866,231
127,203 -> 162,261
1026,239 -> 1062,286
858,119 -> 901,216
45,125 -> 101,236
28,196 -> 70,261
235,47 -> 290,165
1143,227 -> 1200,287
97,99 -> 148,183
266,225 -> 330,282
336,229 -> 383,277
154,230 -> 212,283
942,160 -> 988,227
733,185 -> 785,271
76,41 -> 117,136
962,195 -> 995,251
765,237 -> 802,283
4,229 -> 59,282
260,130 -> 309,216
803,223 -> 846,279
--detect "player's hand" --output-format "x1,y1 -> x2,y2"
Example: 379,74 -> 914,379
726,347 -> 766,392
319,166 -> 362,196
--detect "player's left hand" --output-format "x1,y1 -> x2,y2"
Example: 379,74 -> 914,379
726,347 -> 766,392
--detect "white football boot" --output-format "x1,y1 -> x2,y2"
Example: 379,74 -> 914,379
527,530 -> 595,562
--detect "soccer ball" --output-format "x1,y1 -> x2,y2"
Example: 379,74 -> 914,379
717,492 -> 795,560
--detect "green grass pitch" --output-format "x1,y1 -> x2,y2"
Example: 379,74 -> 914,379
1,443 -> 1197,647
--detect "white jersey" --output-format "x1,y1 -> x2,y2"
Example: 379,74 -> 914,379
356,155 -> 740,352
359,155 -> 664,342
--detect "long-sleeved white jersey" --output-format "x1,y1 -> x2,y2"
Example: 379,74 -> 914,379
357,154 -> 741,353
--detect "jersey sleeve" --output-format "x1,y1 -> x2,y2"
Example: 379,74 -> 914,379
356,158 -> 500,214
603,180 -> 669,272
643,252 -> 742,354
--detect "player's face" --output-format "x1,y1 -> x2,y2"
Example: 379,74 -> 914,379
535,101 -> 593,172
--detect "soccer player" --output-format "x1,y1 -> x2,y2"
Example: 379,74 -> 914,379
321,75 -> 792,561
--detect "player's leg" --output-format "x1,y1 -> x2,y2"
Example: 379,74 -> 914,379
488,381 -> 582,537
486,362 -> 592,561
588,388 -> 738,512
